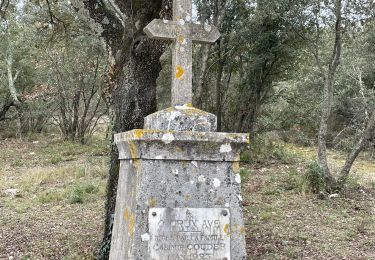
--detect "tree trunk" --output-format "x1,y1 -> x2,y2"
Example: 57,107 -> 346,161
216,43 -> 224,132
317,76 -> 337,189
194,44 -> 210,108
6,48 -> 29,134
317,0 -> 342,191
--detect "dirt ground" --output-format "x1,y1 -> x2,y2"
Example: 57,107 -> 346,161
0,135 -> 374,259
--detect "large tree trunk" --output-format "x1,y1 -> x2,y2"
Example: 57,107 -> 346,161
81,1 -> 172,258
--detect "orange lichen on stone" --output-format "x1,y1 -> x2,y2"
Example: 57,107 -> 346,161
123,208 -> 130,221
176,66 -> 185,79
123,208 -> 135,236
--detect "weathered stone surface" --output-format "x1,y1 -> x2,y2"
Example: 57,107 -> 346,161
109,131 -> 248,260
144,105 -> 217,132
144,0 -> 220,106
115,129 -> 248,162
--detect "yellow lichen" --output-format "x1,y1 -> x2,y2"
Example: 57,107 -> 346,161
133,129 -> 144,139
148,197 -> 157,207
232,162 -> 240,173
176,66 -> 185,79
128,141 -> 138,158
177,35 -> 185,44
239,226 -> 246,234
124,208 -> 130,221
128,213 -> 135,236
223,223 -> 231,236
245,135 -> 250,144
184,195 -> 191,201
183,108 -> 208,116
133,159 -> 141,172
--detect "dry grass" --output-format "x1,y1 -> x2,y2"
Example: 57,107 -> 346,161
244,143 -> 375,259
0,135 -> 109,259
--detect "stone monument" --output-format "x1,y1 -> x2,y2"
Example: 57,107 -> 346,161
109,0 -> 249,259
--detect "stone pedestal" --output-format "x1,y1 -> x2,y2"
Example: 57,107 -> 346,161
109,106 -> 249,260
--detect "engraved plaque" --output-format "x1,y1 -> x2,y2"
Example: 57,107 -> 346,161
148,208 -> 230,260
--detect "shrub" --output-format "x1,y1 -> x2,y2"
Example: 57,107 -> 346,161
68,182 -> 99,204
49,154 -> 62,165
305,161 -> 325,193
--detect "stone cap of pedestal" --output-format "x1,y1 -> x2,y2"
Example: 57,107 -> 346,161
115,129 -> 249,162
144,105 -> 217,132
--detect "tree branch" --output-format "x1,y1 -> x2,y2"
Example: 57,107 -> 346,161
338,107 -> 375,185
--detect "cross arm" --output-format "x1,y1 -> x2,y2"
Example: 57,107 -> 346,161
190,24 -> 220,43
144,19 -> 221,43
144,19 -> 179,40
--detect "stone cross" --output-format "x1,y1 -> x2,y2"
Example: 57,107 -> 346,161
144,0 -> 220,106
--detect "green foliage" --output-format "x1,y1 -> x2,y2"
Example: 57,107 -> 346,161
49,154 -> 63,165
305,161 -> 325,194
68,182 -> 99,204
